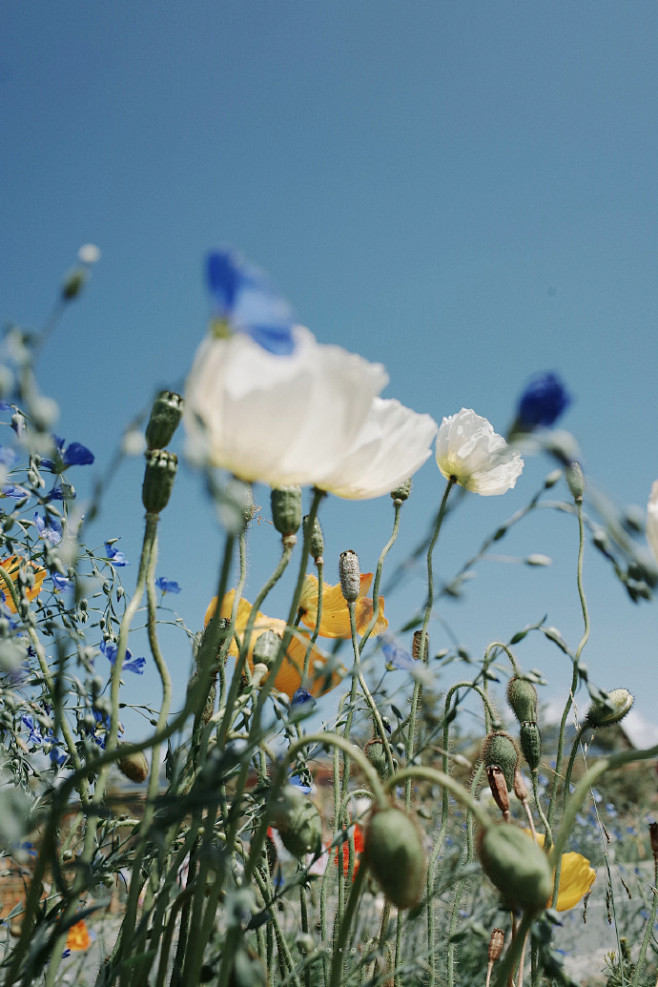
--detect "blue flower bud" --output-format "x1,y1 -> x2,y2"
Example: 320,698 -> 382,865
516,372 -> 571,430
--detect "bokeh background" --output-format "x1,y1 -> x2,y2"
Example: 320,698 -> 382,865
2,2 -> 657,743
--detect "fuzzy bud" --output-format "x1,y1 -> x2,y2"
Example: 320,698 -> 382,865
479,824 -> 553,912
145,391 -> 184,449
271,486 -> 302,538
303,515 -> 324,563
339,550 -> 361,603
252,629 -> 281,669
488,927 -> 505,963
62,267 -> 87,300
365,805 -> 426,910
507,677 -> 538,724
391,477 -> 412,503
271,786 -> 322,857
585,688 -> 634,728
117,746 -> 149,784
142,449 -> 178,514
412,630 -> 429,662
566,462 -> 585,501
519,722 -> 542,772
482,732 -> 519,792
365,738 -> 394,780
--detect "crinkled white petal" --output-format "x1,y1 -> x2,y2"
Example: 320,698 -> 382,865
435,408 -> 523,495
183,325 -> 389,488
646,481 -> 658,565
316,398 -> 438,499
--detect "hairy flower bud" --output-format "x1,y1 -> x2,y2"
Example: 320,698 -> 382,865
507,677 -> 538,724
271,786 -> 322,857
252,629 -> 281,669
585,688 -> 634,728
365,738 -> 395,780
482,732 -> 519,792
303,514 -> 324,563
142,449 -> 178,514
339,549 -> 361,603
145,391 -> 184,449
271,486 -> 302,538
364,805 -> 426,910
117,746 -> 149,784
62,267 -> 87,300
519,722 -> 542,772
479,824 -> 553,912
566,462 -> 585,501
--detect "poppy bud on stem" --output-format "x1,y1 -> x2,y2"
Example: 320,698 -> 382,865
339,549 -> 361,603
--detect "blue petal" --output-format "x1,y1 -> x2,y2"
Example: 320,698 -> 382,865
381,636 -> 415,671
155,576 -> 181,594
517,372 -> 571,429
206,250 -> 242,314
63,442 -> 94,467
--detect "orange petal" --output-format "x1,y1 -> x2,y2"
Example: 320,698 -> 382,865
65,919 -> 91,951
0,555 -> 46,614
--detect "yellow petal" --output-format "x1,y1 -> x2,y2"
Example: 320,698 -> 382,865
525,830 -> 596,911
298,573 -> 387,638
0,555 -> 46,614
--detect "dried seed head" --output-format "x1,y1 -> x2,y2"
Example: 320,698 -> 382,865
145,390 -> 184,449
487,765 -> 510,815
142,449 -> 178,514
488,927 -> 505,963
412,630 -> 429,662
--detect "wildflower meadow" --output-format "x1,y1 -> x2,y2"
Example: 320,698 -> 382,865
1,245 -> 658,987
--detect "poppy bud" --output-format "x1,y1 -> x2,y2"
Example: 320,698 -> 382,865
145,391 -> 184,449
391,478 -> 412,503
271,486 -> 302,538
507,677 -> 538,724
365,738 -> 395,780
567,462 -> 585,501
339,550 -> 360,604
62,267 -> 87,300
252,629 -> 281,669
142,449 -> 178,514
364,805 -> 426,910
479,824 -> 553,912
303,514 -> 324,563
271,786 -> 322,857
519,722 -> 542,771
117,746 -> 149,784
585,688 -> 634,728
482,732 -> 519,792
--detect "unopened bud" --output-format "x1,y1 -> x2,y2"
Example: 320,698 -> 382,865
303,514 -> 324,562
145,391 -> 184,449
391,477 -> 412,503
364,805 -> 426,910
117,746 -> 149,784
252,629 -> 281,669
365,738 -> 394,780
488,927 -> 505,963
142,449 -> 178,514
339,550 -> 360,603
585,688 -> 634,728
479,824 -> 553,912
519,722 -> 542,772
567,462 -> 585,501
482,732 -> 519,791
271,486 -> 302,538
412,630 -> 429,662
62,267 -> 87,300
271,786 -> 322,857
507,677 -> 538,724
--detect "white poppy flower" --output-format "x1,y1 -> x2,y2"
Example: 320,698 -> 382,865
435,408 -> 523,495
646,481 -> 658,565
184,326 -> 389,488
316,398 -> 438,499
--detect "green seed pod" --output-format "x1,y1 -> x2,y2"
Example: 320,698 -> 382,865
339,549 -> 360,603
585,688 -> 634,728
62,267 -> 87,300
479,824 -> 553,912
270,486 -> 302,537
481,732 -> 519,792
391,477 -> 412,502
519,722 -> 542,771
507,677 -> 538,724
303,514 -> 324,562
566,462 -> 585,501
117,746 -> 149,784
145,391 -> 184,449
365,738 -> 394,780
252,629 -> 281,669
364,805 -> 426,910
271,786 -> 322,857
142,449 -> 178,514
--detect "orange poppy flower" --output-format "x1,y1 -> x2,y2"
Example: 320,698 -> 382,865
526,832 -> 596,911
297,574 -> 387,639
0,556 -> 46,613
65,919 -> 91,951
204,590 -> 344,700
335,823 -> 365,879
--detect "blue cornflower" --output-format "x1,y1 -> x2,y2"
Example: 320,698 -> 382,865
290,773 -> 312,795
291,688 -> 313,707
51,572 -> 71,592
381,635 -> 415,671
33,511 -> 63,545
100,640 -> 146,675
206,248 -> 295,356
516,372 -> 571,430
155,576 -> 181,595
2,485 -> 30,500
22,715 -> 43,745
105,541 -> 129,567
41,436 -> 94,472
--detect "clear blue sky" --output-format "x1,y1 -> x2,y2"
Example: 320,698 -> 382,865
2,2 -> 657,741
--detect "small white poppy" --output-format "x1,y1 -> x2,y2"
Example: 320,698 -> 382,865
435,408 -> 523,495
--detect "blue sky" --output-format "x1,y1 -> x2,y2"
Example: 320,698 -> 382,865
2,2 -> 657,742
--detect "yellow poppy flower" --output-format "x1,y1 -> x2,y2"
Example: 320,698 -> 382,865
527,831 -> 596,911
0,555 -> 46,614
297,573 -> 388,639
204,590 -> 344,700
65,919 -> 91,951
